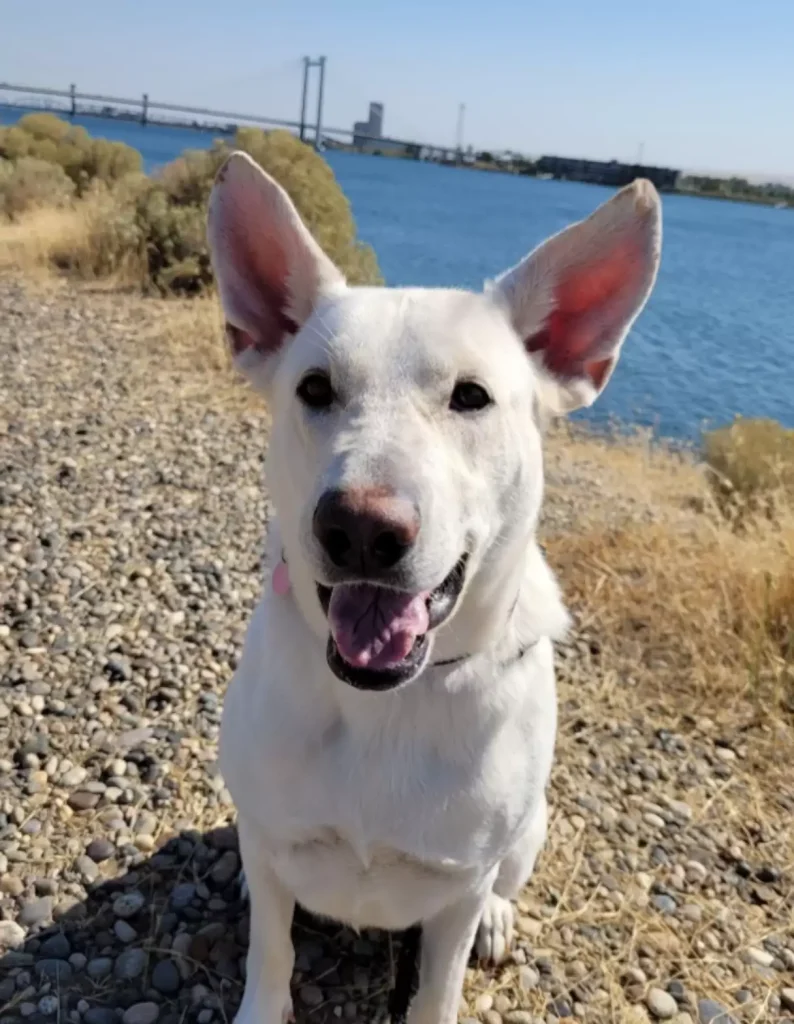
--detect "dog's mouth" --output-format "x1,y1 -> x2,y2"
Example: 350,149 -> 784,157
317,554 -> 469,691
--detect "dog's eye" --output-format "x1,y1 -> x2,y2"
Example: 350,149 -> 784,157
297,372 -> 335,409
449,380 -> 492,413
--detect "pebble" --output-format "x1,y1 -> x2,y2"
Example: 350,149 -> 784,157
652,894 -> 677,915
697,999 -> 738,1024
744,945 -> 774,967
60,766 -> 88,787
152,958 -> 182,994
170,882 -> 197,909
0,920 -> 26,948
86,837 -> 116,862
647,988 -> 678,1019
518,965 -> 540,992
517,915 -> 543,939
75,854 -> 100,883
667,800 -> 693,821
114,946 -> 148,980
782,990 -> 794,1013
301,985 -> 325,1007
85,1011 -> 118,1024
68,790 -> 101,811
122,1004 -> 160,1024
87,956 -> 114,980
35,958 -> 73,983
38,995 -> 60,1016
211,849 -> 240,885
113,890 -> 146,918
114,919 -> 139,943
39,932 -> 71,958
18,896 -> 53,927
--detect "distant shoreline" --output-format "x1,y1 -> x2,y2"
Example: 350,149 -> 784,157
2,101 -> 792,210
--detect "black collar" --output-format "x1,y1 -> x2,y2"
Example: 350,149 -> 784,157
431,639 -> 537,670
430,591 -> 530,669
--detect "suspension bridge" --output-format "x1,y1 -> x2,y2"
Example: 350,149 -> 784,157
0,61 -> 464,164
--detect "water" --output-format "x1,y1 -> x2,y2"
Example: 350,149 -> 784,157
3,106 -> 793,440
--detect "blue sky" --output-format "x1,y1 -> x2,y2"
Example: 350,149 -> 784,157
2,0 -> 792,178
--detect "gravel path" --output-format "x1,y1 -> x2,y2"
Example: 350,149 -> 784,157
1,278 -> 792,1024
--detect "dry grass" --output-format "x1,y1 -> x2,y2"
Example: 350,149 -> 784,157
543,431 -> 794,782
0,205 -> 92,277
0,194 -> 145,286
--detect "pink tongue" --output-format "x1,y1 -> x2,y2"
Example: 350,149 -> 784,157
328,584 -> 430,671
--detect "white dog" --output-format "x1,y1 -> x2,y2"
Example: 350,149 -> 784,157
208,153 -> 661,1024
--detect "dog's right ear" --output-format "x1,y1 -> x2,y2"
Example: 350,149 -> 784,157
207,151 -> 346,389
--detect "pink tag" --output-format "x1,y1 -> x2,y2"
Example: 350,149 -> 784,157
272,561 -> 291,596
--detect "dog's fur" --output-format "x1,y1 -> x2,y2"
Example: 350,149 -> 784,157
207,153 -> 662,1024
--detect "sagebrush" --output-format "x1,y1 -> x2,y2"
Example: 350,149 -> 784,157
0,113 -> 141,209
0,115 -> 381,293
704,416 -> 794,517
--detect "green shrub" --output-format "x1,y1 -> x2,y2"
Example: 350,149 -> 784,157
151,129 -> 381,288
157,144 -> 229,208
16,112 -> 76,143
704,417 -> 794,515
0,113 -> 141,193
0,116 -> 380,294
0,156 -> 76,219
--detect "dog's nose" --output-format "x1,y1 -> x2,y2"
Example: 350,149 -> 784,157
313,488 -> 420,573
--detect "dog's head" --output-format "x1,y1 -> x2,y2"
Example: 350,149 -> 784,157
207,153 -> 661,690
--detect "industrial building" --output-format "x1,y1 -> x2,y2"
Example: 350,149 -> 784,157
535,156 -> 679,191
350,101 -> 420,158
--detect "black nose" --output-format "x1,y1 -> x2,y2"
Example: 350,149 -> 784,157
313,488 -> 420,574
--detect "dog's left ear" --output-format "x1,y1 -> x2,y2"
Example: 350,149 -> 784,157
491,178 -> 661,413
207,151 -> 346,389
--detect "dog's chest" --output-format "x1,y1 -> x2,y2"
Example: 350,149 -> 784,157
226,699 -> 528,928
220,611 -> 556,928
254,707 -> 509,865
226,679 -> 540,847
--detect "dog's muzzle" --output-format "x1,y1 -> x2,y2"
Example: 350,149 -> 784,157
317,554 -> 469,691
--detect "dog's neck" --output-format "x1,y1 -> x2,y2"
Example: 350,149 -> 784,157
435,530 -> 570,666
264,521 -> 569,671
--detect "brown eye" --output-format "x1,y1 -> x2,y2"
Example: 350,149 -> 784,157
450,380 -> 492,413
297,371 -> 335,409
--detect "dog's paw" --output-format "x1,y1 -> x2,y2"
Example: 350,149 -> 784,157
475,892 -> 515,965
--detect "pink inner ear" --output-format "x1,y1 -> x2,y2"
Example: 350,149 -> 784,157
526,237 -> 644,382
215,170 -> 304,356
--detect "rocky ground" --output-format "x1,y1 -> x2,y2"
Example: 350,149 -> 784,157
0,277 -> 792,1024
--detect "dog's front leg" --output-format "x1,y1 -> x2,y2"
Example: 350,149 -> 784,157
407,885 -> 491,1024
236,818 -> 295,1024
